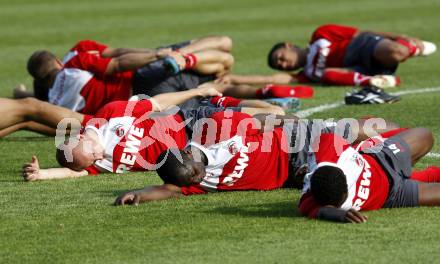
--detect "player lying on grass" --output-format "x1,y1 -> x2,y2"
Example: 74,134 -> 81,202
24,36 -> 235,114
21,84 -> 286,180
217,24 -> 436,90
1,83 -> 283,137
113,113 -> 400,206
299,128 -> 440,223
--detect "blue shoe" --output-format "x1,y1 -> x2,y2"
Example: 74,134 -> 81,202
163,57 -> 181,74
264,97 -> 301,113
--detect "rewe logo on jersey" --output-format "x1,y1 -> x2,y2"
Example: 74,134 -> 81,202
352,161 -> 372,210
228,141 -> 239,155
223,143 -> 250,186
116,125 -> 145,173
114,124 -> 125,137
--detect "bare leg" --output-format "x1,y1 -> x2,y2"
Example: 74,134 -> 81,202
0,98 -> 84,133
192,50 -> 234,76
220,84 -> 260,98
418,183 -> 440,206
180,36 -> 233,54
374,39 -> 410,68
393,128 -> 434,164
238,99 -> 285,116
0,121 -> 55,137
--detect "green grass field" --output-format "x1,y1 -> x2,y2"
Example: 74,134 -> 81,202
1,0 -> 440,263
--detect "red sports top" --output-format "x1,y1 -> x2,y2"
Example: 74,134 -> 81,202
48,40 -> 132,115
304,24 -> 358,81
83,100 -> 187,174
299,133 -> 389,218
181,111 -> 290,195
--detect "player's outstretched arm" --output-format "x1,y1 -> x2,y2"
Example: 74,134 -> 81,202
149,82 -> 222,111
298,193 -> 367,223
104,49 -> 166,76
22,156 -> 88,181
101,47 -> 157,58
317,207 -> 367,224
114,184 -> 182,206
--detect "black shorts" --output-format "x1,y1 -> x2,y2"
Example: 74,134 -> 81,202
179,106 -> 241,138
282,119 -> 353,188
131,40 -> 215,110
363,136 -> 419,208
343,32 -> 398,76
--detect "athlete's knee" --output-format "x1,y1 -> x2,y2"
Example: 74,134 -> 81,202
222,53 -> 234,68
411,127 -> 434,151
419,127 -> 434,146
20,97 -> 45,117
216,36 -> 233,52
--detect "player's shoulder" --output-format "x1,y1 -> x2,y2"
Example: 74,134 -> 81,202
313,133 -> 350,163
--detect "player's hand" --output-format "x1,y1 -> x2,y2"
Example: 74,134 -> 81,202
345,209 -> 368,224
215,75 -> 233,85
195,83 -> 223,98
22,156 -> 41,181
114,191 -> 142,206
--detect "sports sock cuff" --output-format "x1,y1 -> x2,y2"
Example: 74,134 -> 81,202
184,53 -> 197,69
396,38 -> 418,57
210,96 -> 242,107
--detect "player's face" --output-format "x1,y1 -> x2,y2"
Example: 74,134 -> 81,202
189,161 -> 206,184
72,137 -> 104,169
273,46 -> 300,71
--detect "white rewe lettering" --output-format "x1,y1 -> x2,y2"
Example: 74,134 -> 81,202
119,126 -> 144,168
353,162 -> 372,210
223,143 -> 250,186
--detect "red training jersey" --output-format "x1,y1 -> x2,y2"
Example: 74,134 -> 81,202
304,24 -> 358,81
48,40 -> 132,115
299,133 -> 389,218
83,100 -> 187,174
181,111 -> 290,195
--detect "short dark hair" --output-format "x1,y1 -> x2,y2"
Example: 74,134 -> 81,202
310,165 -> 347,206
55,145 -> 83,172
27,50 -> 57,101
156,149 -> 196,186
267,42 -> 286,69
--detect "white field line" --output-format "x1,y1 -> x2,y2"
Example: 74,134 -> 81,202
296,86 -> 440,159
427,153 -> 440,159
296,86 -> 440,118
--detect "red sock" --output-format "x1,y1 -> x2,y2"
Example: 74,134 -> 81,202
321,70 -> 371,86
184,54 -> 197,69
396,38 -> 418,57
210,96 -> 242,107
255,84 -> 313,98
411,166 -> 440,182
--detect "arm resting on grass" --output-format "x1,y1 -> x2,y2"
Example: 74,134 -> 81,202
298,192 -> 367,223
22,156 -> 88,181
114,184 -> 182,206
